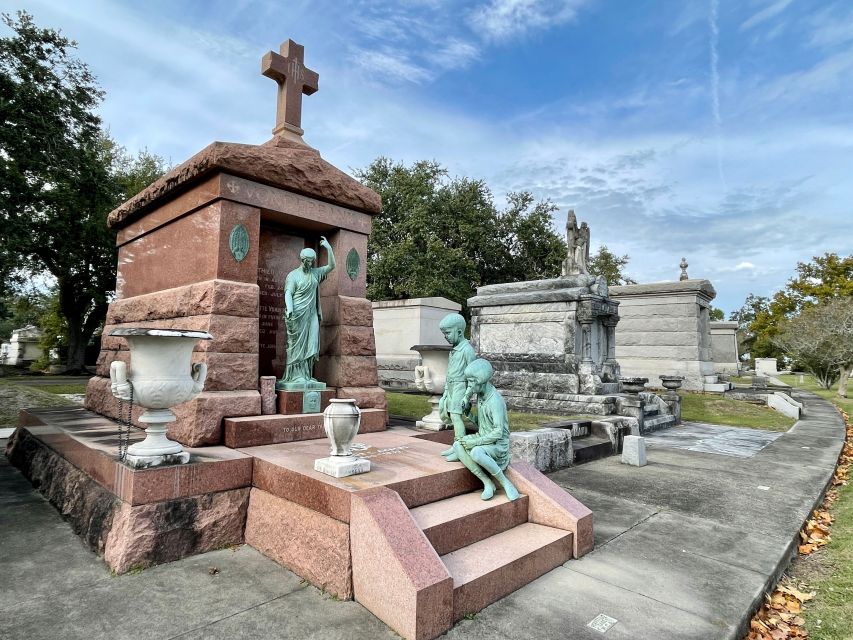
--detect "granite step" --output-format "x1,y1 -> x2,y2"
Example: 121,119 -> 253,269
642,414 -> 678,433
572,435 -> 613,464
410,492 -> 529,555
442,522 -> 573,621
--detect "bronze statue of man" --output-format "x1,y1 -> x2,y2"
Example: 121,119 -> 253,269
277,237 -> 335,390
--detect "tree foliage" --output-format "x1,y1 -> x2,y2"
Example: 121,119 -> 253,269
0,12 -> 166,371
732,253 -> 852,368
773,298 -> 853,392
355,157 -> 566,308
587,245 -> 635,286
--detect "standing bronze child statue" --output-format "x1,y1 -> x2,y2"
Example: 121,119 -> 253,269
452,358 -> 520,501
277,236 -> 335,390
437,313 -> 477,461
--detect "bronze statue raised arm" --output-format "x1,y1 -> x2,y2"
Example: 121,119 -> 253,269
277,236 -> 335,390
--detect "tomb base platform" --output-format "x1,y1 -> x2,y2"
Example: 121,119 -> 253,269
241,431 -> 592,640
7,409 -> 592,640
5,407 -> 252,574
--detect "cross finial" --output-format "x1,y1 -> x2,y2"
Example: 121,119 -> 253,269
261,39 -> 319,140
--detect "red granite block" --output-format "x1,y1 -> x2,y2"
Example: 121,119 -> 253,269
338,386 -> 387,410
86,376 -> 261,447
245,488 -> 352,599
101,315 -> 259,353
351,487 -> 453,640
506,461 -> 594,558
105,486 -> 249,574
224,408 -> 386,448
93,350 -> 259,392
243,433 -> 479,522
106,279 -> 259,324
224,413 -> 325,448
443,523 -> 573,621
314,355 -> 379,387
359,408 -> 388,432
410,493 -> 529,556
320,324 -> 376,356
320,295 -> 374,327
277,389 -> 335,415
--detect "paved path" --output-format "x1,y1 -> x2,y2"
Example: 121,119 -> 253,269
0,392 -> 845,640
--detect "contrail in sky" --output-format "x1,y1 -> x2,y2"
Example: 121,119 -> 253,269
709,0 -> 728,191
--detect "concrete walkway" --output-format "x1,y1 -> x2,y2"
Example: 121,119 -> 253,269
0,392 -> 845,640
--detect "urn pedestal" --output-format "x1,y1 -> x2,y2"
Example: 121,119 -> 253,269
411,344 -> 452,430
109,328 -> 212,469
314,398 -> 370,478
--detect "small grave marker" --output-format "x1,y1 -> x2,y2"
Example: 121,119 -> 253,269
588,614 -> 618,633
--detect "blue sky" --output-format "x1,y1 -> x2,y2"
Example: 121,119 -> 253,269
9,0 -> 853,313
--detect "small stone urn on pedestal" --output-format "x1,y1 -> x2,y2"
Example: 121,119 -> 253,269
109,328 -> 212,469
314,399 -> 371,478
619,376 -> 649,395
659,375 -> 685,396
659,375 -> 684,425
411,344 -> 452,430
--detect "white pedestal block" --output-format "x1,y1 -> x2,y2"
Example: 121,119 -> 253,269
124,451 -> 190,469
621,435 -> 647,467
314,455 -> 371,478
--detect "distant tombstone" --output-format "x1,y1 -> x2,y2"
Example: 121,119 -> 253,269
469,211 -> 621,414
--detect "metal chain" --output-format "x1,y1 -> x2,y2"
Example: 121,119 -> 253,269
117,382 -> 133,462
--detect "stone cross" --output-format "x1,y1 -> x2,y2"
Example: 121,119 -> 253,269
261,39 -> 319,138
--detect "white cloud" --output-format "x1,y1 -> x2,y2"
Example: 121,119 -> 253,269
740,0 -> 794,32
717,262 -> 757,273
469,0 -> 588,41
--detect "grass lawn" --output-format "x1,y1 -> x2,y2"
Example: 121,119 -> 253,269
0,378 -> 79,430
680,391 -> 796,431
385,391 -> 598,432
776,372 -> 853,640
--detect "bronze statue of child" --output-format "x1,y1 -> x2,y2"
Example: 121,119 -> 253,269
437,313 -> 477,462
452,358 -> 520,501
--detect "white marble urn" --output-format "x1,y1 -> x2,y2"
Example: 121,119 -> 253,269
109,328 -> 212,468
412,344 -> 452,430
314,399 -> 370,478
323,398 -> 361,456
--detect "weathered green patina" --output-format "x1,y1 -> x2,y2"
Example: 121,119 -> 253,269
276,237 -> 336,391
346,247 -> 360,281
229,224 -> 250,262
437,313 -> 476,456
452,358 -> 520,501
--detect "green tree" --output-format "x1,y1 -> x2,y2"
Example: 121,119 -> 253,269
732,252 -> 852,372
773,298 -> 853,393
587,245 -> 636,286
0,12 -> 165,372
355,157 -> 565,307
708,306 -> 725,321
0,287 -> 48,342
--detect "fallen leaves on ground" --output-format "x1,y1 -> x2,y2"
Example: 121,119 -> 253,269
746,577 -> 813,639
744,408 -> 852,639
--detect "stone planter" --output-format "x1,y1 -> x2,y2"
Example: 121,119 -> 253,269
314,399 -> 370,478
411,344 -> 452,430
619,376 -> 649,394
109,328 -> 212,468
659,375 -> 685,394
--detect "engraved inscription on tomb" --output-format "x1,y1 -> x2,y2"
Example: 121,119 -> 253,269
258,228 -> 308,378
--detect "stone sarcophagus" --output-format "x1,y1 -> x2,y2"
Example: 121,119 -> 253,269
468,274 -> 621,414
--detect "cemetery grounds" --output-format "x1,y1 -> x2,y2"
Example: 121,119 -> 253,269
1,373 -> 850,638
